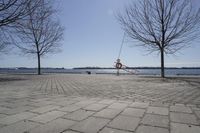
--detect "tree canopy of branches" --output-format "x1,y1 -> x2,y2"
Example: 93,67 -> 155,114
15,0 -> 63,75
118,0 -> 200,78
0,0 -> 39,53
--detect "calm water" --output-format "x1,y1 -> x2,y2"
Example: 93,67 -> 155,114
0,68 -> 200,75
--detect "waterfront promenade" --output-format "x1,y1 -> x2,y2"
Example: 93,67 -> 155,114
0,74 -> 200,133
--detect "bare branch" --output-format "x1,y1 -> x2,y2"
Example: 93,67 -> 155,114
14,0 -> 64,75
0,0 -> 41,53
117,0 -> 200,77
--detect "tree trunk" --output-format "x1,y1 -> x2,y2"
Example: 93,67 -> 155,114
37,52 -> 41,75
160,49 -> 165,78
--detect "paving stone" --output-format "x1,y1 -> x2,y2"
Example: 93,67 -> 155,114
0,112 -> 37,125
71,97 -> 87,101
58,105 -> 82,112
170,105 -> 192,113
141,114 -> 169,128
0,124 -> 4,128
174,103 -> 185,106
108,103 -> 128,110
62,131 -> 80,133
33,101 -> 55,106
30,105 -> 60,114
194,111 -> 200,119
1,106 -> 36,115
99,127 -> 132,133
150,102 -> 169,107
29,118 -> 76,133
89,98 -> 102,101
62,131 -> 78,133
0,107 -> 10,114
98,99 -> 116,105
30,102 -> 53,107
171,122 -> 200,133
75,100 -> 96,107
0,106 -> 9,112
0,114 -> 7,118
121,108 -> 145,117
170,112 -> 199,125
70,117 -> 109,133
186,104 -> 196,108
129,102 -> 149,109
192,107 -> 200,111
93,108 -> 121,119
54,100 -> 77,106
84,103 -> 107,111
136,125 -> 169,133
0,102 -> 8,106
147,106 -> 168,115
108,115 -> 140,132
1,102 -> 21,109
29,111 -> 66,123
63,109 -> 94,121
10,100 -> 35,107
52,97 -> 73,103
0,120 -> 40,133
31,98 -> 52,102
118,101 -> 132,104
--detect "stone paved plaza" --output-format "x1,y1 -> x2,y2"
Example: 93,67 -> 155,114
0,74 -> 200,133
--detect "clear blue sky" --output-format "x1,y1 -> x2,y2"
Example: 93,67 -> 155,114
1,0 -> 200,68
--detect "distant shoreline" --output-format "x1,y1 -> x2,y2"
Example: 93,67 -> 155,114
0,67 -> 200,76
73,67 -> 200,69
1,67 -> 200,70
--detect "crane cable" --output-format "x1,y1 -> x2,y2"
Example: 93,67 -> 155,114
115,33 -> 125,70
117,32 -> 126,59
115,33 -> 138,74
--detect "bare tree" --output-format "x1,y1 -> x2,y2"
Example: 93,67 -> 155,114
118,0 -> 200,78
0,0 -> 39,53
15,0 -> 64,75
0,29 -> 11,54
